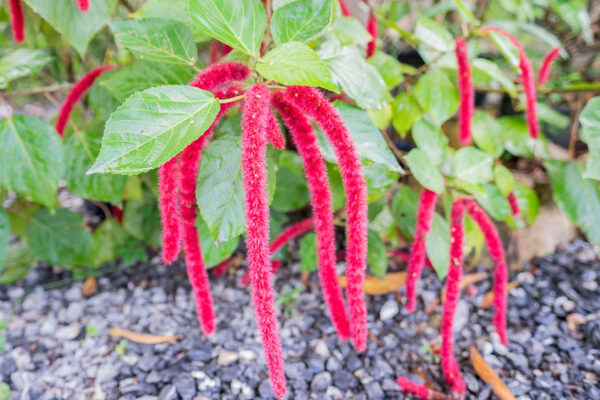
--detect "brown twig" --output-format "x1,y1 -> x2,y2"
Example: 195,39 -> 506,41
568,96 -> 583,159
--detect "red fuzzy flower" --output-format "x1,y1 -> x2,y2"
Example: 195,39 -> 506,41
507,192 -> 520,216
284,86 -> 368,352
76,0 -> 89,11
189,62 -> 250,92
266,108 -> 286,149
212,258 -> 229,277
538,47 -> 561,85
365,14 -> 377,58
8,0 -> 25,43
455,37 -> 474,145
273,93 -> 352,341
55,65 -> 114,137
338,0 -> 352,16
158,156 -> 182,264
396,376 -> 430,399
405,189 -> 438,312
242,84 -> 286,398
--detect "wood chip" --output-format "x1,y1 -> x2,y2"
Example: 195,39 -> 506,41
441,272 -> 488,302
470,345 -> 515,400
109,328 -> 179,345
480,281 -> 521,309
338,272 -> 407,295
81,276 -> 98,297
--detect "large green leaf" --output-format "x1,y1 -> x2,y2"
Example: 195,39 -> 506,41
405,148 -> 445,193
499,116 -> 549,159
91,219 -> 129,267
24,0 -> 116,54
367,52 -> 407,89
0,49 -> 52,89
0,243 -> 35,285
134,0 -> 211,42
474,184 -> 511,221
392,93 -> 423,136
453,147 -> 493,184
197,217 -> 239,268
299,232 -> 318,272
0,115 -> 63,208
188,0 -> 266,56
257,42 -> 336,91
507,183 -> 539,227
329,17 -> 371,46
271,0 -> 335,45
367,230 -> 387,278
89,85 -> 219,174
414,18 -> 454,52
579,96 -> 600,180
363,163 -> 398,202
123,190 -> 162,247
414,68 -> 459,126
65,131 -> 127,204
26,208 -> 93,267
412,119 -> 449,166
111,18 -> 197,66
487,30 -> 520,68
271,151 -> 310,212
0,208 -> 8,269
472,111 -> 504,159
471,58 -> 517,97
427,213 -> 450,279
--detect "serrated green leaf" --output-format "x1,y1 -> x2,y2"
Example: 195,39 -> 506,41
111,18 -> 197,66
507,183 -> 539,227
0,115 -> 63,208
91,219 -> 129,267
197,217 -> 239,268
363,163 -> 398,202
474,184 -> 511,221
414,68 -> 459,126
405,148 -> 445,193
123,190 -> 162,246
367,230 -> 387,278
499,116 -> 549,159
472,58 -> 517,97
367,52 -> 405,89
579,97 -> 600,180
134,0 -> 212,42
188,0 -> 266,56
271,151 -> 310,212
299,232 -> 317,272
0,49 -> 52,89
89,85 -> 219,174
329,17 -> 371,46
257,42 -> 336,91
412,119 -> 449,166
427,213 -> 450,279
26,208 -> 93,267
494,165 -> 514,196
392,93 -> 423,136
472,111 -> 504,159
271,0 -> 335,45
415,18 -> 454,52
488,30 -> 520,67
391,185 -> 419,239
0,242 -> 35,285
453,147 -> 493,184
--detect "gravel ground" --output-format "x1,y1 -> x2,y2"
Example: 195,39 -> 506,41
1,239 -> 599,400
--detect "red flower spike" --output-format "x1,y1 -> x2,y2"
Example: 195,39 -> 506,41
189,62 -> 250,92
209,41 -> 221,64
405,189 -> 439,312
284,86 -> 368,352
222,44 -> 233,56
273,94 -> 352,341
8,0 -> 25,43
463,198 -> 508,344
338,0 -> 352,16
76,0 -> 89,11
538,47 -> 561,85
440,199 -> 466,393
396,376 -> 430,400
365,13 -> 377,58
212,258 -> 229,277
483,26 -> 539,139
242,84 -> 286,399
111,205 -> 123,224
159,155 -> 182,264
507,192 -> 520,216
266,108 -> 286,149
455,38 -> 474,145
55,65 -> 114,137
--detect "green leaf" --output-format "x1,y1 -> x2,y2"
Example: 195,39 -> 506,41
367,230 -> 387,278
474,184 -> 511,221
414,68 -> 459,126
414,18 -> 454,52
472,111 -> 504,159
329,17 -> 371,46
111,18 -> 197,66
99,61 -> 196,102
0,49 -> 52,89
391,185 -> 419,239
26,208 -> 93,267
545,160 -> 600,245
24,0 -> 116,55
412,119 -> 449,166
405,149 -> 445,193
0,381 -> 9,400
89,85 -> 219,174
494,165 -> 514,196
453,147 -> 493,184
579,97 -> 600,180
0,243 -> 35,285
91,219 -> 129,267
123,190 -> 162,246
427,213 -> 449,279
299,232 -> 317,272
65,131 -> 127,204
507,183 -> 539,227
488,30 -> 519,67
471,58 -> 517,97
188,0 -> 267,56
271,151 -> 310,212
197,217 -> 239,268
453,0 -> 476,21
257,42 -> 336,91
326,163 -> 345,211
0,115 -> 63,208
0,208 -> 8,269
134,0 -> 211,42
392,93 -> 423,136
367,52 -> 405,89
363,163 -> 398,202
271,0 -> 335,45
499,116 -> 549,159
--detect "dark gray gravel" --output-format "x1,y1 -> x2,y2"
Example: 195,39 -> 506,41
1,239 -> 599,399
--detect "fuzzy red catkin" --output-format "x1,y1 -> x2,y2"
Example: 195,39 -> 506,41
242,84 -> 286,399
265,108 -> 286,149
338,0 -> 352,16
405,189 -> 439,312
159,156 -> 182,264
284,86 -> 368,352
455,37 -> 474,145
212,258 -> 229,277
189,62 -> 250,92
396,376 -> 430,400
209,41 -> 221,64
111,205 -> 123,224
54,65 -> 114,136
538,47 -> 561,85
440,199 -> 466,394
8,0 -> 25,43
463,198 -> 508,344
273,94 -> 352,341
483,26 -> 539,139
365,13 -> 377,58
76,0 -> 89,11
507,192 -> 520,216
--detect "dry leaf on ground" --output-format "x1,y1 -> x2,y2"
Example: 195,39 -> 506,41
440,272 -> 488,302
109,328 -> 179,345
480,281 -> 521,309
471,345 -> 516,400
338,272 -> 406,295
81,276 -> 98,297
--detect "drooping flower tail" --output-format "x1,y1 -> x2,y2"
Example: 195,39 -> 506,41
507,192 -> 520,216
273,93 -> 352,341
189,62 -> 250,92
338,0 -> 352,16
366,13 -> 377,58
463,198 -> 508,344
8,0 -> 25,43
159,156 -> 182,264
76,0 -> 89,11
396,376 -> 430,399
538,47 -> 562,85
242,84 -> 286,398
405,189 -> 439,312
266,108 -> 286,149
440,199 -> 466,393
284,86 -> 368,352
455,37 -> 474,145
55,65 -> 114,136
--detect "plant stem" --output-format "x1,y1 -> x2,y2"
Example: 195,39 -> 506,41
4,83 -> 74,97
219,94 -> 245,104
474,84 -> 600,94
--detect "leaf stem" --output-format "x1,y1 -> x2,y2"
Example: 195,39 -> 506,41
219,94 -> 245,104
4,83 -> 74,97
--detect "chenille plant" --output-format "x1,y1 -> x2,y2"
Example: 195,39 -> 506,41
2,0 -> 600,398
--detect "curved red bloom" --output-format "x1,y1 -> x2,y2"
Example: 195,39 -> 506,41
455,37 -> 474,145
338,0 -> 351,16
463,198 -> 508,344
396,376 -> 430,400
189,62 -> 250,92
405,189 -> 439,312
111,205 -> 123,224
483,26 -> 539,139
54,65 -> 114,137
365,14 -> 377,58
212,258 -> 229,277
273,94 -> 352,341
284,86 -> 368,352
242,84 -> 286,398
440,199 -> 466,393
209,41 -> 221,64
9,0 -> 25,43
159,156 -> 182,264
76,0 -> 89,11
538,47 -> 561,85
507,192 -> 520,216
266,108 -> 286,149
